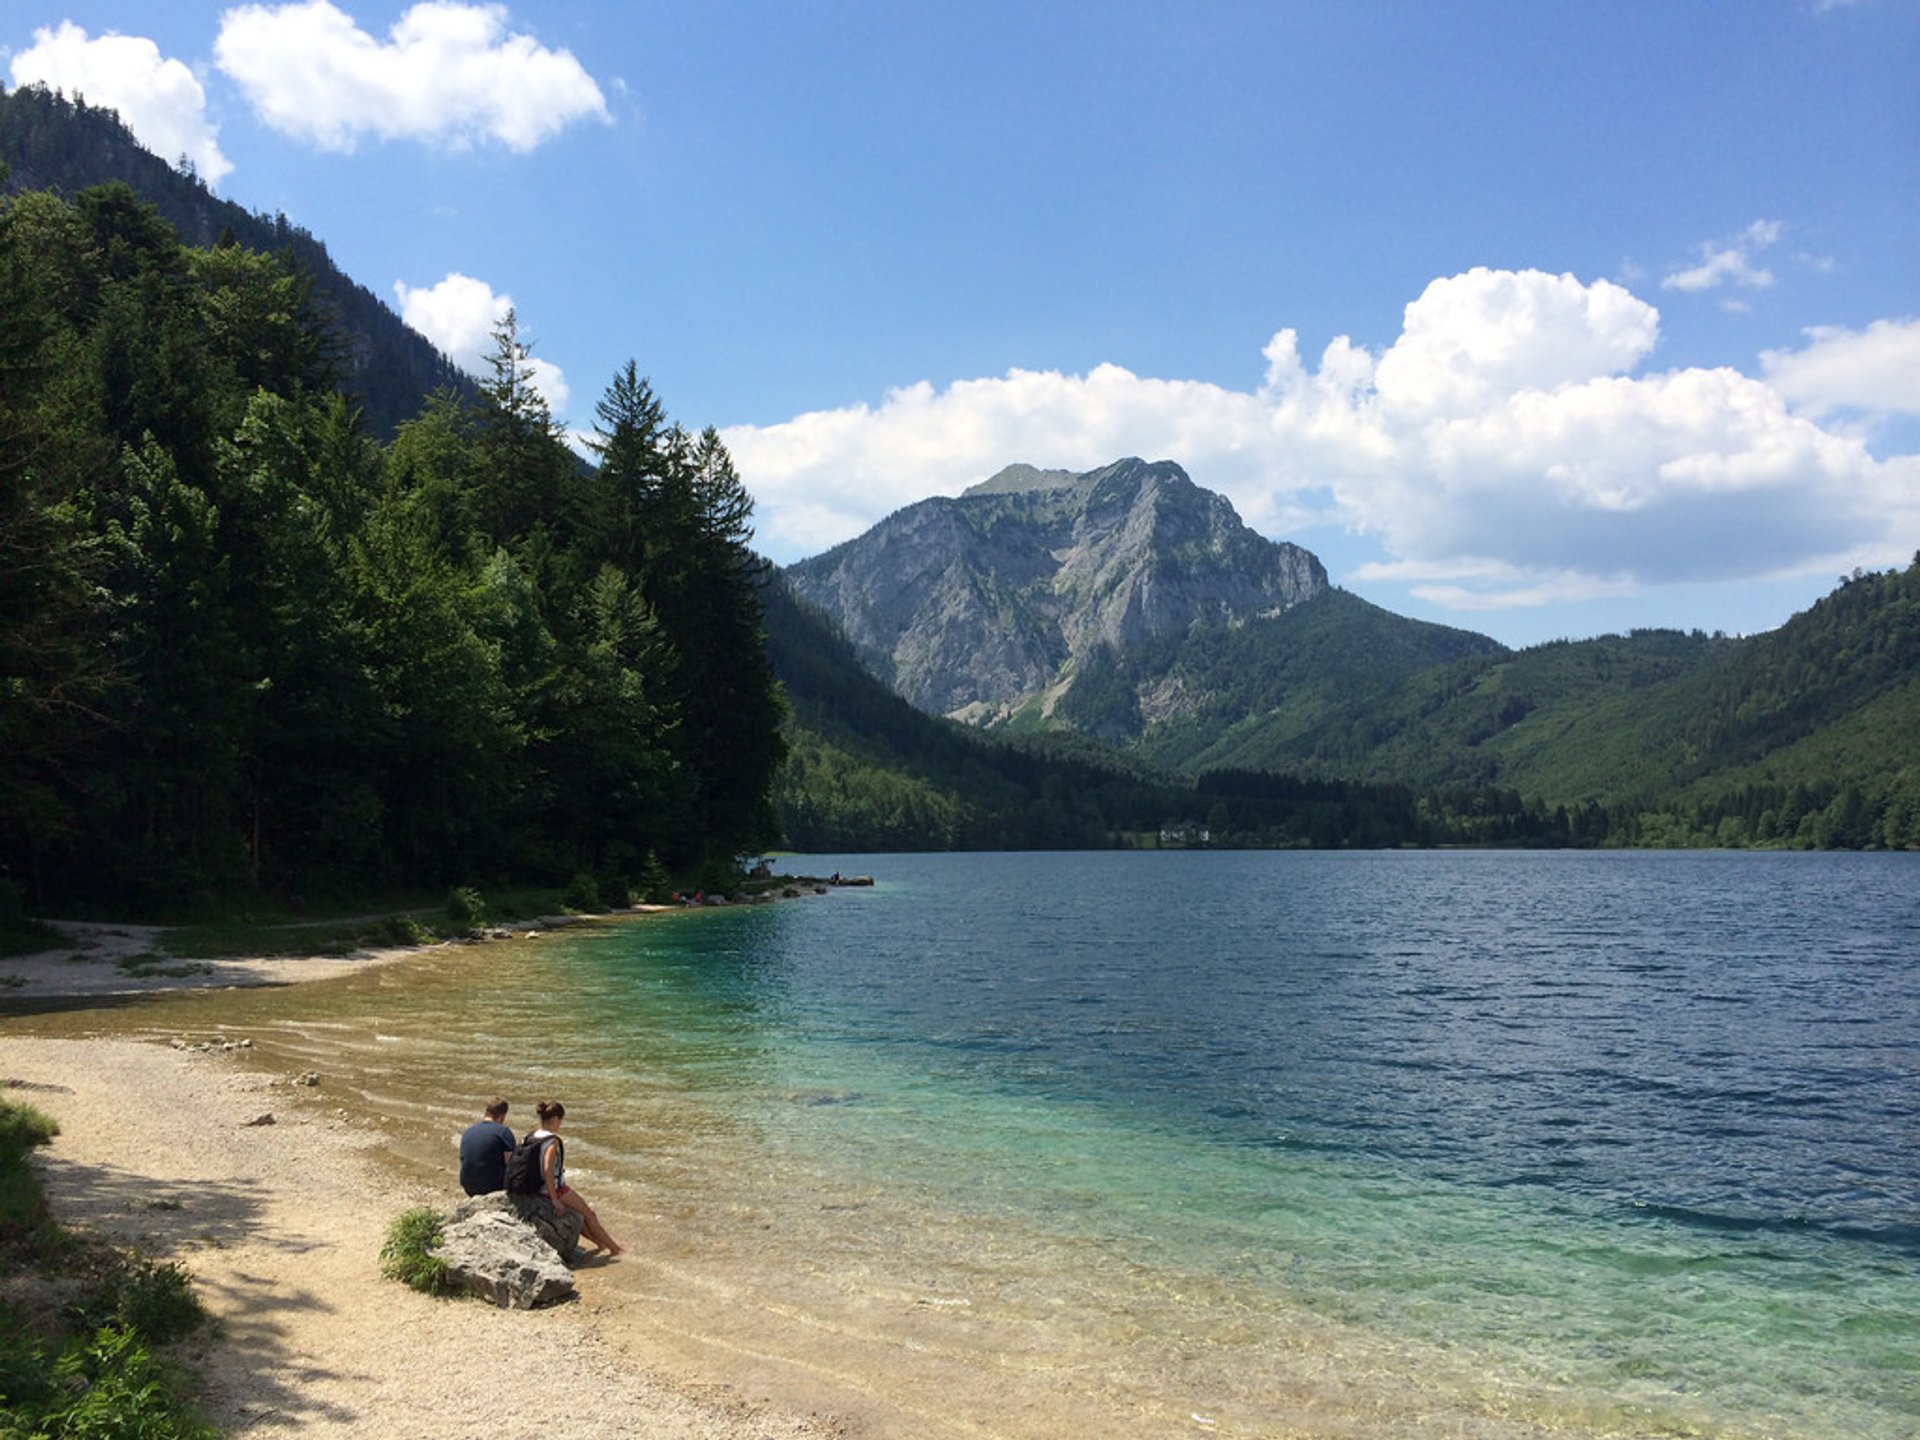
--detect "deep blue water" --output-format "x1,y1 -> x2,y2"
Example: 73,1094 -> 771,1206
178,849 -> 1920,1436
786,851 -> 1920,1248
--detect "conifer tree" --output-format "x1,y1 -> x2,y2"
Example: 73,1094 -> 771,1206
472,309 -> 574,545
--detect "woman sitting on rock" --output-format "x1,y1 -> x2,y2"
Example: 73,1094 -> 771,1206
529,1100 -> 626,1257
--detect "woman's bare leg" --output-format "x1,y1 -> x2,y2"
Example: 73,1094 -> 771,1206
561,1190 -> 624,1255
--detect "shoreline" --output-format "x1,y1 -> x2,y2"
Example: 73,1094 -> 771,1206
0,874 -> 1690,1440
0,919 -> 430,1000
0,1033 -> 846,1439
0,896 -> 880,1439
0,881 -> 847,1004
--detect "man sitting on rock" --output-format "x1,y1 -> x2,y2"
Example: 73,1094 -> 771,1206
457,1097 -> 515,1196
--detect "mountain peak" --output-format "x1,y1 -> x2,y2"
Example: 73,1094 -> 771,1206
786,458 -> 1329,722
964,463 -> 1085,497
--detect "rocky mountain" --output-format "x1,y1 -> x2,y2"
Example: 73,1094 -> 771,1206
785,458 -> 1330,723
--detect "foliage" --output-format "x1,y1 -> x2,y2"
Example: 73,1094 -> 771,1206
378,1207 -> 454,1296
445,887 -> 487,934
0,880 -> 60,957
22,1322 -> 219,1440
561,872 -> 603,912
0,144 -> 789,910
637,851 -> 673,905
0,1099 -> 58,1238
382,913 -> 432,946
80,1258 -> 209,1346
0,81 -> 468,438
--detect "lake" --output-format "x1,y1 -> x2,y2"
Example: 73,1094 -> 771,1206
78,850 -> 1920,1437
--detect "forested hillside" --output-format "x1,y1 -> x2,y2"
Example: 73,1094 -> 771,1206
1164,566 -> 1920,849
0,83 -> 473,436
0,178 -> 784,912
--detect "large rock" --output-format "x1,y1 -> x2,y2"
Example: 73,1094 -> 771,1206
505,1191 -> 583,1263
438,1195 -> 577,1309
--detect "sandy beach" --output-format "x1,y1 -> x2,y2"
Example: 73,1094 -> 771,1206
0,924 -> 852,1440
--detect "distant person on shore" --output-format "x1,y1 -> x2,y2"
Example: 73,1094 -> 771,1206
457,1097 -> 515,1196
529,1100 -> 625,1256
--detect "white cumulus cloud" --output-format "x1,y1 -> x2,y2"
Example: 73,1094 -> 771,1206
215,1 -> 608,152
1761,318 -> 1920,418
396,271 -> 569,416
725,267 -> 1919,613
1663,219 -> 1782,293
9,22 -> 231,183
1371,268 -> 1658,416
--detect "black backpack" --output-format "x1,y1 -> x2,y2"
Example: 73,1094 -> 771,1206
504,1133 -> 560,1195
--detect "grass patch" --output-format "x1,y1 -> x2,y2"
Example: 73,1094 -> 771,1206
161,885 -> 570,961
0,1101 -> 58,1238
114,954 -> 212,980
378,1207 -> 456,1296
161,916 -> 405,960
83,1256 -> 209,1344
0,918 -> 61,961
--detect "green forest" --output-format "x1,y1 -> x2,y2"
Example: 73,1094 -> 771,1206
0,174 -> 785,914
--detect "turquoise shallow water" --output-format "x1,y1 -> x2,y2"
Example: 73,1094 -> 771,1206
87,851 -> 1920,1436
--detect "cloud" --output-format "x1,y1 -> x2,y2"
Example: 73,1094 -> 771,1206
9,22 -> 231,183
725,267 -> 1918,611
1761,318 -> 1920,418
395,271 -> 569,415
215,1 -> 608,152
1663,219 -> 1782,293
1371,268 -> 1657,416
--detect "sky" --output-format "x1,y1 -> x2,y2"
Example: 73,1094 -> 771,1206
5,1 -> 1917,647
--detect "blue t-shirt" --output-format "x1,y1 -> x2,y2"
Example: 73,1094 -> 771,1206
458,1119 -> 515,1195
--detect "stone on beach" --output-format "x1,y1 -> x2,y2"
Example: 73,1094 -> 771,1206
437,1194 -> 579,1309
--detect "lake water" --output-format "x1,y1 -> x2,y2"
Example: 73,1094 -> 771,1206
75,851 -> 1920,1436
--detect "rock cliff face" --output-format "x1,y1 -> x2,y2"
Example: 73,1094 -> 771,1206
784,458 -> 1328,722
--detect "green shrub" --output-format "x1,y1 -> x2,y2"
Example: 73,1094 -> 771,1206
0,1101 -> 59,1238
0,879 -> 60,958
696,860 -> 742,897
638,851 -> 673,905
378,1207 -> 454,1296
84,1258 -> 208,1345
0,1323 -> 55,1414
381,914 -> 430,946
0,877 -> 25,930
46,1322 -> 218,1440
445,887 -> 486,933
561,872 -> 602,912
0,1102 -> 59,1157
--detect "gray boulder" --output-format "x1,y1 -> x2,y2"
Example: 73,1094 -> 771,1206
506,1191 -> 583,1263
438,1195 -> 577,1309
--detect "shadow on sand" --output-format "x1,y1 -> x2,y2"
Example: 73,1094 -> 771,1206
33,1153 -> 363,1432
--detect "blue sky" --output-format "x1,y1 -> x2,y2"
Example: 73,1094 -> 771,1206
6,1 -> 1917,646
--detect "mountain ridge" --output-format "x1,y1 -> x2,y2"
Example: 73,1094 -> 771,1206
786,456 -> 1332,721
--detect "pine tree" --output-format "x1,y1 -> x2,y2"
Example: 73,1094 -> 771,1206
471,309 -> 574,545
